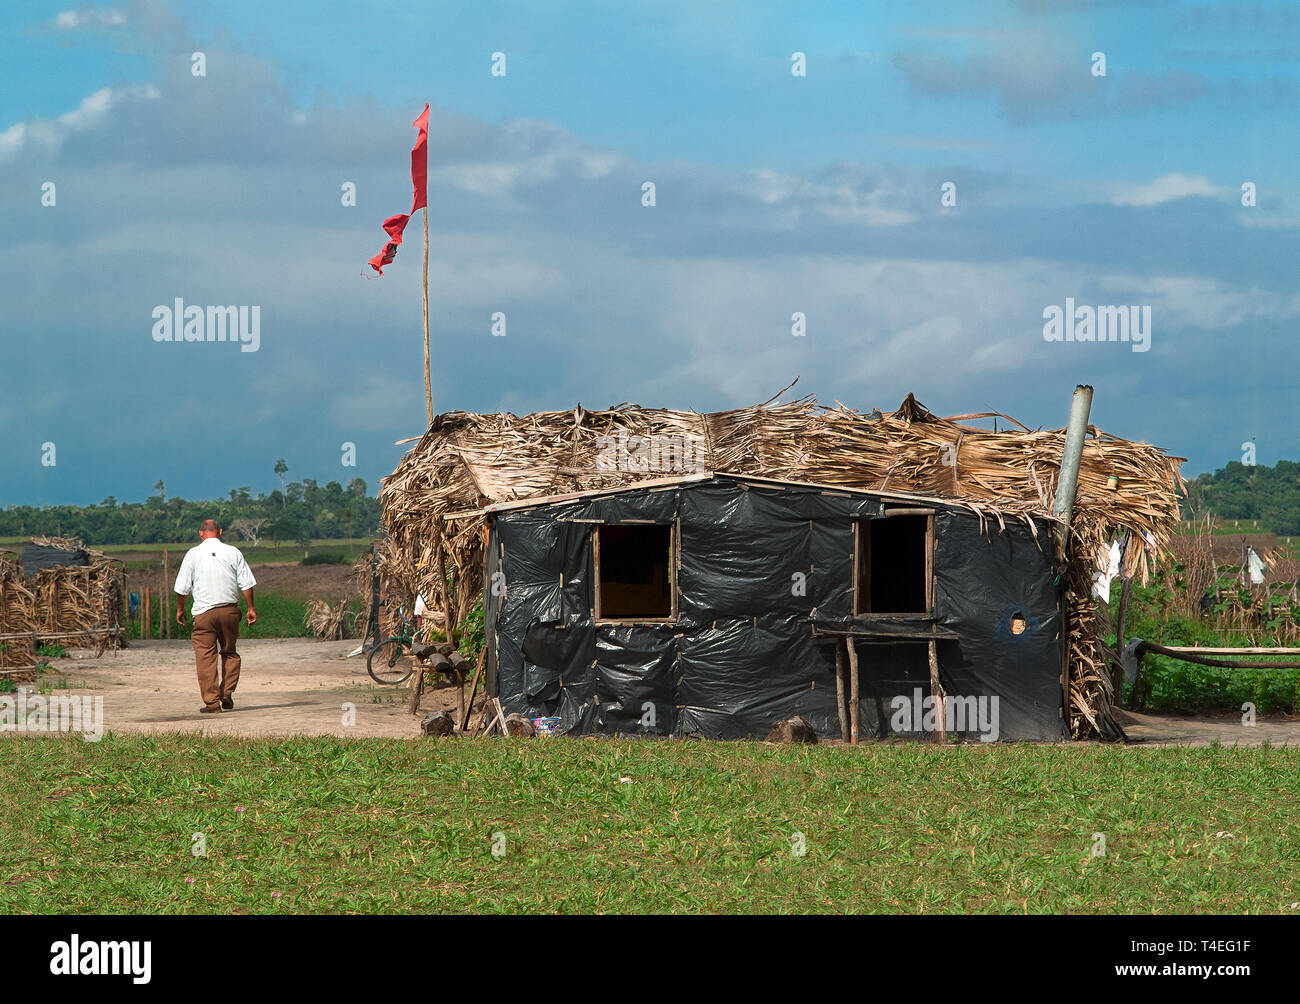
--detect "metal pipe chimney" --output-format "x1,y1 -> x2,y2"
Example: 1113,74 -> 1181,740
1053,384 -> 1094,530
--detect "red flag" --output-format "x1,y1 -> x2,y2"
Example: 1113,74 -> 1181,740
368,104 -> 430,276
367,213 -> 411,275
410,104 -> 429,212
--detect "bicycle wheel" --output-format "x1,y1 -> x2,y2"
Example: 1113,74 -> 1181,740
367,639 -> 418,685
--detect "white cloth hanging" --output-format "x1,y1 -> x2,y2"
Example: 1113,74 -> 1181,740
1244,547 -> 1266,586
1092,540 -> 1122,601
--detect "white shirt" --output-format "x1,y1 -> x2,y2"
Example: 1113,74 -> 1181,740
414,593 -> 428,617
174,537 -> 257,616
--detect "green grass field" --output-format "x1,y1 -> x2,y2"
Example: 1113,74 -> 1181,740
0,736 -> 1296,914
121,593 -> 323,640
0,538 -> 372,567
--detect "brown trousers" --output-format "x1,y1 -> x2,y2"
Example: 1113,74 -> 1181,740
191,604 -> 241,708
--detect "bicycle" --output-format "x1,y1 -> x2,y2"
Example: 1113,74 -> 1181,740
366,610 -> 432,685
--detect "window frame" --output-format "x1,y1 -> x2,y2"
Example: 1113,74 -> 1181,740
852,508 -> 936,619
592,518 -> 680,625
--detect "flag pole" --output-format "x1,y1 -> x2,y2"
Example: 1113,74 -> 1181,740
422,203 -> 431,426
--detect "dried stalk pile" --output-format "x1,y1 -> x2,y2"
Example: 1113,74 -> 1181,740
350,539 -> 418,643
25,537 -> 127,655
0,551 -> 37,677
379,388 -> 1185,739
304,599 -> 360,641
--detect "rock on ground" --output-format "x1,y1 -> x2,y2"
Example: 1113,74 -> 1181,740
766,716 -> 818,744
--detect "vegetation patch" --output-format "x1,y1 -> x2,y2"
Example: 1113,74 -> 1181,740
0,736 -> 1296,914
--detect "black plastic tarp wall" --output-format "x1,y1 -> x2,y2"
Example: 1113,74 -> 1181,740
21,543 -> 90,576
484,475 -> 1069,741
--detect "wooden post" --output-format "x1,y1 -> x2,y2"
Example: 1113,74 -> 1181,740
928,639 -> 947,744
1051,384 -> 1094,558
834,638 -> 849,742
422,206 -> 432,426
163,549 -> 170,640
1114,576 -> 1133,705
143,587 -> 150,641
436,534 -> 457,649
845,638 -> 860,744
407,662 -> 424,716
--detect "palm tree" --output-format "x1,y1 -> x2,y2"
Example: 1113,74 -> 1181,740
274,459 -> 288,507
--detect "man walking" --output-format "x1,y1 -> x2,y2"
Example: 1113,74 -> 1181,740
174,519 -> 257,714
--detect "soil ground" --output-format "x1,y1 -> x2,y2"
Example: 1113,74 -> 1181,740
36,639 -> 470,739
1115,706 -> 1300,747
23,640 -> 1300,746
235,562 -> 357,602
123,560 -> 357,603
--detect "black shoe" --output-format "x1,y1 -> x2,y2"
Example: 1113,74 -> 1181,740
200,705 -> 222,714
220,697 -> 234,710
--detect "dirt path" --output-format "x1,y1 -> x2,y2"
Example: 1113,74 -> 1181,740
32,639 -> 468,739
16,642 -> 1298,746
1116,707 -> 1300,747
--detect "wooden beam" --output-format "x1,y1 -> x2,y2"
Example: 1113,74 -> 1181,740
592,527 -> 602,620
1154,646 -> 1300,655
925,514 -> 935,614
0,629 -> 120,641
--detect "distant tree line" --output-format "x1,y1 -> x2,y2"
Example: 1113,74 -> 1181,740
1,469 -> 381,546
1182,460 -> 1300,536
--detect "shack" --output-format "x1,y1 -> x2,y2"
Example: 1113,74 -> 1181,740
378,388 -> 1185,740
0,537 -> 127,680
482,473 -> 1069,740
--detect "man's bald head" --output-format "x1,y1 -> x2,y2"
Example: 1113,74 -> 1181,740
199,519 -> 223,539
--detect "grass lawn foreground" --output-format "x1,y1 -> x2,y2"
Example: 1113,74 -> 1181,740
0,735 -> 1296,914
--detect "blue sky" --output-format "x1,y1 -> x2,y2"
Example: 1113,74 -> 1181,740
2,0 -> 1297,506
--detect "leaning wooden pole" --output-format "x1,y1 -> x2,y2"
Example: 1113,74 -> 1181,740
1051,384 -> 1094,553
458,647 -> 487,733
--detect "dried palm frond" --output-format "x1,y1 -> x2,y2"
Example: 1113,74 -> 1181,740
304,599 -> 358,641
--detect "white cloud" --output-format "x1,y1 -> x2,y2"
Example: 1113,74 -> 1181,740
0,85 -> 159,161
431,147 -> 621,200
52,7 -> 126,29
0,122 -> 26,159
0,42 -> 1291,488
1110,173 -> 1221,207
745,168 -> 918,227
